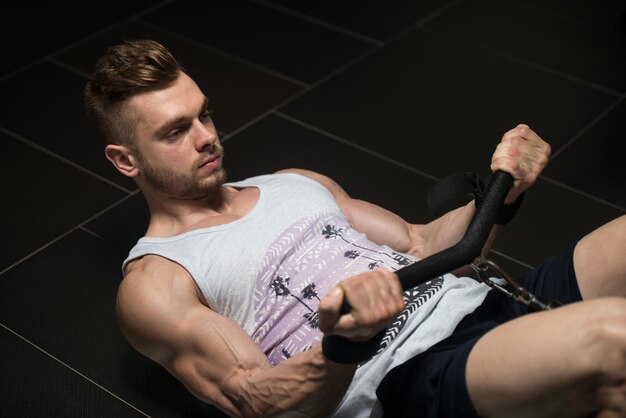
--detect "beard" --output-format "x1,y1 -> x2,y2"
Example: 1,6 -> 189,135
136,149 -> 227,200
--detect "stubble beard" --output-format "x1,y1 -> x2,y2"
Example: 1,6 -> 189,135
137,152 -> 228,200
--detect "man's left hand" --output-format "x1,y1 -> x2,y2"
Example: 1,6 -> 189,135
491,124 -> 551,204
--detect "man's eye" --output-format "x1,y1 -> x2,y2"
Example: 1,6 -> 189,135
200,110 -> 212,122
167,129 -> 183,140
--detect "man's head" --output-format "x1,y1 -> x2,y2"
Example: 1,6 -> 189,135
85,39 -> 226,200
85,39 -> 181,149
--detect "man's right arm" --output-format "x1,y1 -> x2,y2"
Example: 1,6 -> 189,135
117,255 -> 361,418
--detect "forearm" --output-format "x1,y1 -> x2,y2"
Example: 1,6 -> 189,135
413,200 -> 500,261
219,345 -> 357,418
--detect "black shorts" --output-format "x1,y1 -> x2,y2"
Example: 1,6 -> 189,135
376,239 -> 583,418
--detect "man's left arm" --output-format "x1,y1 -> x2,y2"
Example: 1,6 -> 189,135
278,124 -> 551,261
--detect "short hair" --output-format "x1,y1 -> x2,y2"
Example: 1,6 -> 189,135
84,39 -> 183,147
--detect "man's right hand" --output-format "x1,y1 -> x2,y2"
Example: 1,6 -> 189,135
318,269 -> 405,341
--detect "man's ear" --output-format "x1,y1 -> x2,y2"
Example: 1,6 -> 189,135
104,144 -> 139,177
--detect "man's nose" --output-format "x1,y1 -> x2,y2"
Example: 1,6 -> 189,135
192,119 -> 217,151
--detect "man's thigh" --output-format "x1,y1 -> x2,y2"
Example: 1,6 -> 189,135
466,298 -> 626,418
573,214 -> 626,300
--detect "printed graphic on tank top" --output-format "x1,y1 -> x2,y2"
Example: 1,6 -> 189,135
252,210 -> 443,366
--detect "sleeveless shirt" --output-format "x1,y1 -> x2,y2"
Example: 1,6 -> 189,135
123,172 -> 490,417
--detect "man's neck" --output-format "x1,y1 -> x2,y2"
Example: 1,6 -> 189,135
142,186 -> 235,237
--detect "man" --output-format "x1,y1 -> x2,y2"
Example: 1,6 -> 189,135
85,39 -> 626,417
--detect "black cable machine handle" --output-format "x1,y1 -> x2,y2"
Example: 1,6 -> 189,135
322,171 -> 514,364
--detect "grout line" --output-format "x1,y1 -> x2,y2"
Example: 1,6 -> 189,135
220,111 -> 277,143
298,42 -> 381,91
539,176 -> 626,213
70,189 -> 142,229
0,1 -> 175,84
47,57 -> 91,79
0,323 -> 151,417
510,0 -> 626,41
0,60 -> 46,84
0,229 -> 78,277
136,19 -> 311,89
274,111 -> 441,182
489,249 -> 534,270
0,126 -> 134,195
79,225 -> 119,244
550,96 -> 624,160
0,191 -> 140,277
419,25 -> 624,98
247,0 -> 385,47
44,21 -> 132,61
386,0 -> 467,44
46,0 -> 176,60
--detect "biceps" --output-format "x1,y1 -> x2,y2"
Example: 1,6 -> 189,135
339,197 -> 420,254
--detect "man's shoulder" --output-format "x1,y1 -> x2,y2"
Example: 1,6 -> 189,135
275,168 -> 348,200
118,255 -> 207,340
117,255 -> 210,364
124,254 -> 181,282
120,255 -> 200,312
274,168 -> 322,180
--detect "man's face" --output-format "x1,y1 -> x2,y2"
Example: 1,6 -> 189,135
127,72 -> 226,200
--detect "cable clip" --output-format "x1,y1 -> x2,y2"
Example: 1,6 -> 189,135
470,256 -> 561,312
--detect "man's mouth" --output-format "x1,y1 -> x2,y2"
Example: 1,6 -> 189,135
198,154 -> 220,169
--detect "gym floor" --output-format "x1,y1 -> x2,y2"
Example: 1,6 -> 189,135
2,1 -> 625,416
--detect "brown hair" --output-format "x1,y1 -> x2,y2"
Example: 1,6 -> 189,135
84,39 -> 183,147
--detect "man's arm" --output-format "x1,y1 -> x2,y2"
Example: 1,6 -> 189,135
276,167 -> 475,260
117,255 -> 399,417
278,124 -> 551,261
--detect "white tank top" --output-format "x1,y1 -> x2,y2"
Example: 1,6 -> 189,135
123,172 -> 490,417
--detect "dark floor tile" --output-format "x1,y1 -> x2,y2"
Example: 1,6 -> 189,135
425,0 -> 626,93
224,114 -> 437,224
0,231 -> 128,376
0,230 -> 226,417
0,133 -> 126,272
141,0 -> 375,84
0,1 -> 159,78
491,178 -> 624,268
0,326 -> 145,417
55,21 -> 303,135
519,0 -> 626,36
544,99 -> 626,209
85,193 -> 151,253
280,28 -> 616,181
264,0 -> 454,42
0,61 -> 136,191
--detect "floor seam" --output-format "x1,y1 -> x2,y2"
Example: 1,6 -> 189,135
0,323 -> 151,417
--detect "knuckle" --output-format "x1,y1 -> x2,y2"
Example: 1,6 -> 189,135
346,276 -> 364,292
543,142 -> 552,158
518,125 -> 530,137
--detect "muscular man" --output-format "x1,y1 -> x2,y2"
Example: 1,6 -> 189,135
84,39 -> 626,417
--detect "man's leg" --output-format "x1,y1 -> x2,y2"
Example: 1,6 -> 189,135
466,297 -> 626,417
574,214 -> 626,299
467,215 -> 626,417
